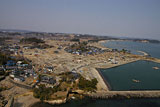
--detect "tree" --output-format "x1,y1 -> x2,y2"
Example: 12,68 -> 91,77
33,84 -> 53,101
20,37 -> 45,44
78,77 -> 98,92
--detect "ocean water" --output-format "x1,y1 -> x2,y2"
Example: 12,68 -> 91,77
100,60 -> 160,91
102,41 -> 160,58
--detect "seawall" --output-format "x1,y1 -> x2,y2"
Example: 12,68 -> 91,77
96,68 -> 112,91
86,91 -> 160,99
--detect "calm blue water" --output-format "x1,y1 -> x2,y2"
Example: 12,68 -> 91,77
102,41 -> 160,58
100,60 -> 160,91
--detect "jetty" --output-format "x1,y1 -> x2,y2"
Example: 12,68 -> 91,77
137,51 -> 149,56
86,91 -> 160,99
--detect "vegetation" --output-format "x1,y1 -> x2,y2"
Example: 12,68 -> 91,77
70,38 -> 80,42
34,44 -> 53,49
0,37 -> 12,42
33,84 -> 62,101
0,71 -> 5,76
121,49 -> 127,53
120,49 -> 130,54
58,72 -> 79,84
0,52 -> 10,65
20,37 -> 45,44
33,84 -> 53,101
70,41 -> 89,52
88,39 -> 99,43
78,77 -> 98,92
0,87 -> 7,92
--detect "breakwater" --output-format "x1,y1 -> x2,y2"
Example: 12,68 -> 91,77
85,91 -> 160,99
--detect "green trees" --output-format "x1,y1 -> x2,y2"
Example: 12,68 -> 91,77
33,84 -> 53,101
70,39 -> 80,42
70,41 -> 89,52
0,52 -> 10,65
33,84 -> 62,101
78,77 -> 98,92
20,37 -> 45,44
121,49 -> 127,53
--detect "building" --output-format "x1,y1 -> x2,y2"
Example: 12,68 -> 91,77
5,60 -> 16,66
45,66 -> 54,72
14,76 -> 25,82
41,75 -> 56,84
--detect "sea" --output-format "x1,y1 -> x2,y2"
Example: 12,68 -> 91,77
102,40 -> 160,58
32,40 -> 160,107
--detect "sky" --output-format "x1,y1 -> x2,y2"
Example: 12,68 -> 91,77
0,0 -> 160,40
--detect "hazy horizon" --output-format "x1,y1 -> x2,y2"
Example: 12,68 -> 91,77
0,0 -> 160,40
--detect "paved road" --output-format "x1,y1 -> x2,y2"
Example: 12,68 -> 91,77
9,79 -> 32,90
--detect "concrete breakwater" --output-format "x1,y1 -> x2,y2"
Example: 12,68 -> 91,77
137,51 -> 149,56
85,91 -> 160,99
44,98 -> 67,105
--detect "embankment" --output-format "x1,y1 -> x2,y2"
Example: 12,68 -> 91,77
44,98 -> 66,105
86,91 -> 160,99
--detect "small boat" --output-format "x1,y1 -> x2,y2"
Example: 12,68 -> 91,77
132,79 -> 140,83
152,67 -> 159,70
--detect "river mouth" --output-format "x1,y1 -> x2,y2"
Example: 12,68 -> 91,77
99,60 -> 160,91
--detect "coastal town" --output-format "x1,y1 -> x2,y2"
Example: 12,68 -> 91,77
0,31 -> 160,107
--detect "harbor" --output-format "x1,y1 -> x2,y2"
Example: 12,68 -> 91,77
87,40 -> 160,100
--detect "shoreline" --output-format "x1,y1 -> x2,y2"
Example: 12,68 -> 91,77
89,40 -> 160,99
30,41 -> 160,106
96,68 -> 112,91
92,58 -> 140,92
89,59 -> 160,99
12,40 -> 160,106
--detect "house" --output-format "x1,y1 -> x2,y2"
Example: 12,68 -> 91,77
54,50 -> 59,54
19,51 -> 23,55
17,61 -> 23,66
70,72 -> 80,80
5,66 -> 18,70
6,60 -> 16,66
24,69 -> 35,76
0,66 -> 5,71
10,70 -> 24,77
57,46 -> 62,50
14,51 -> 18,55
14,76 -> 25,82
10,73 -> 15,78
23,46 -> 30,49
41,75 -> 56,84
15,46 -> 20,49
45,66 -> 54,72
